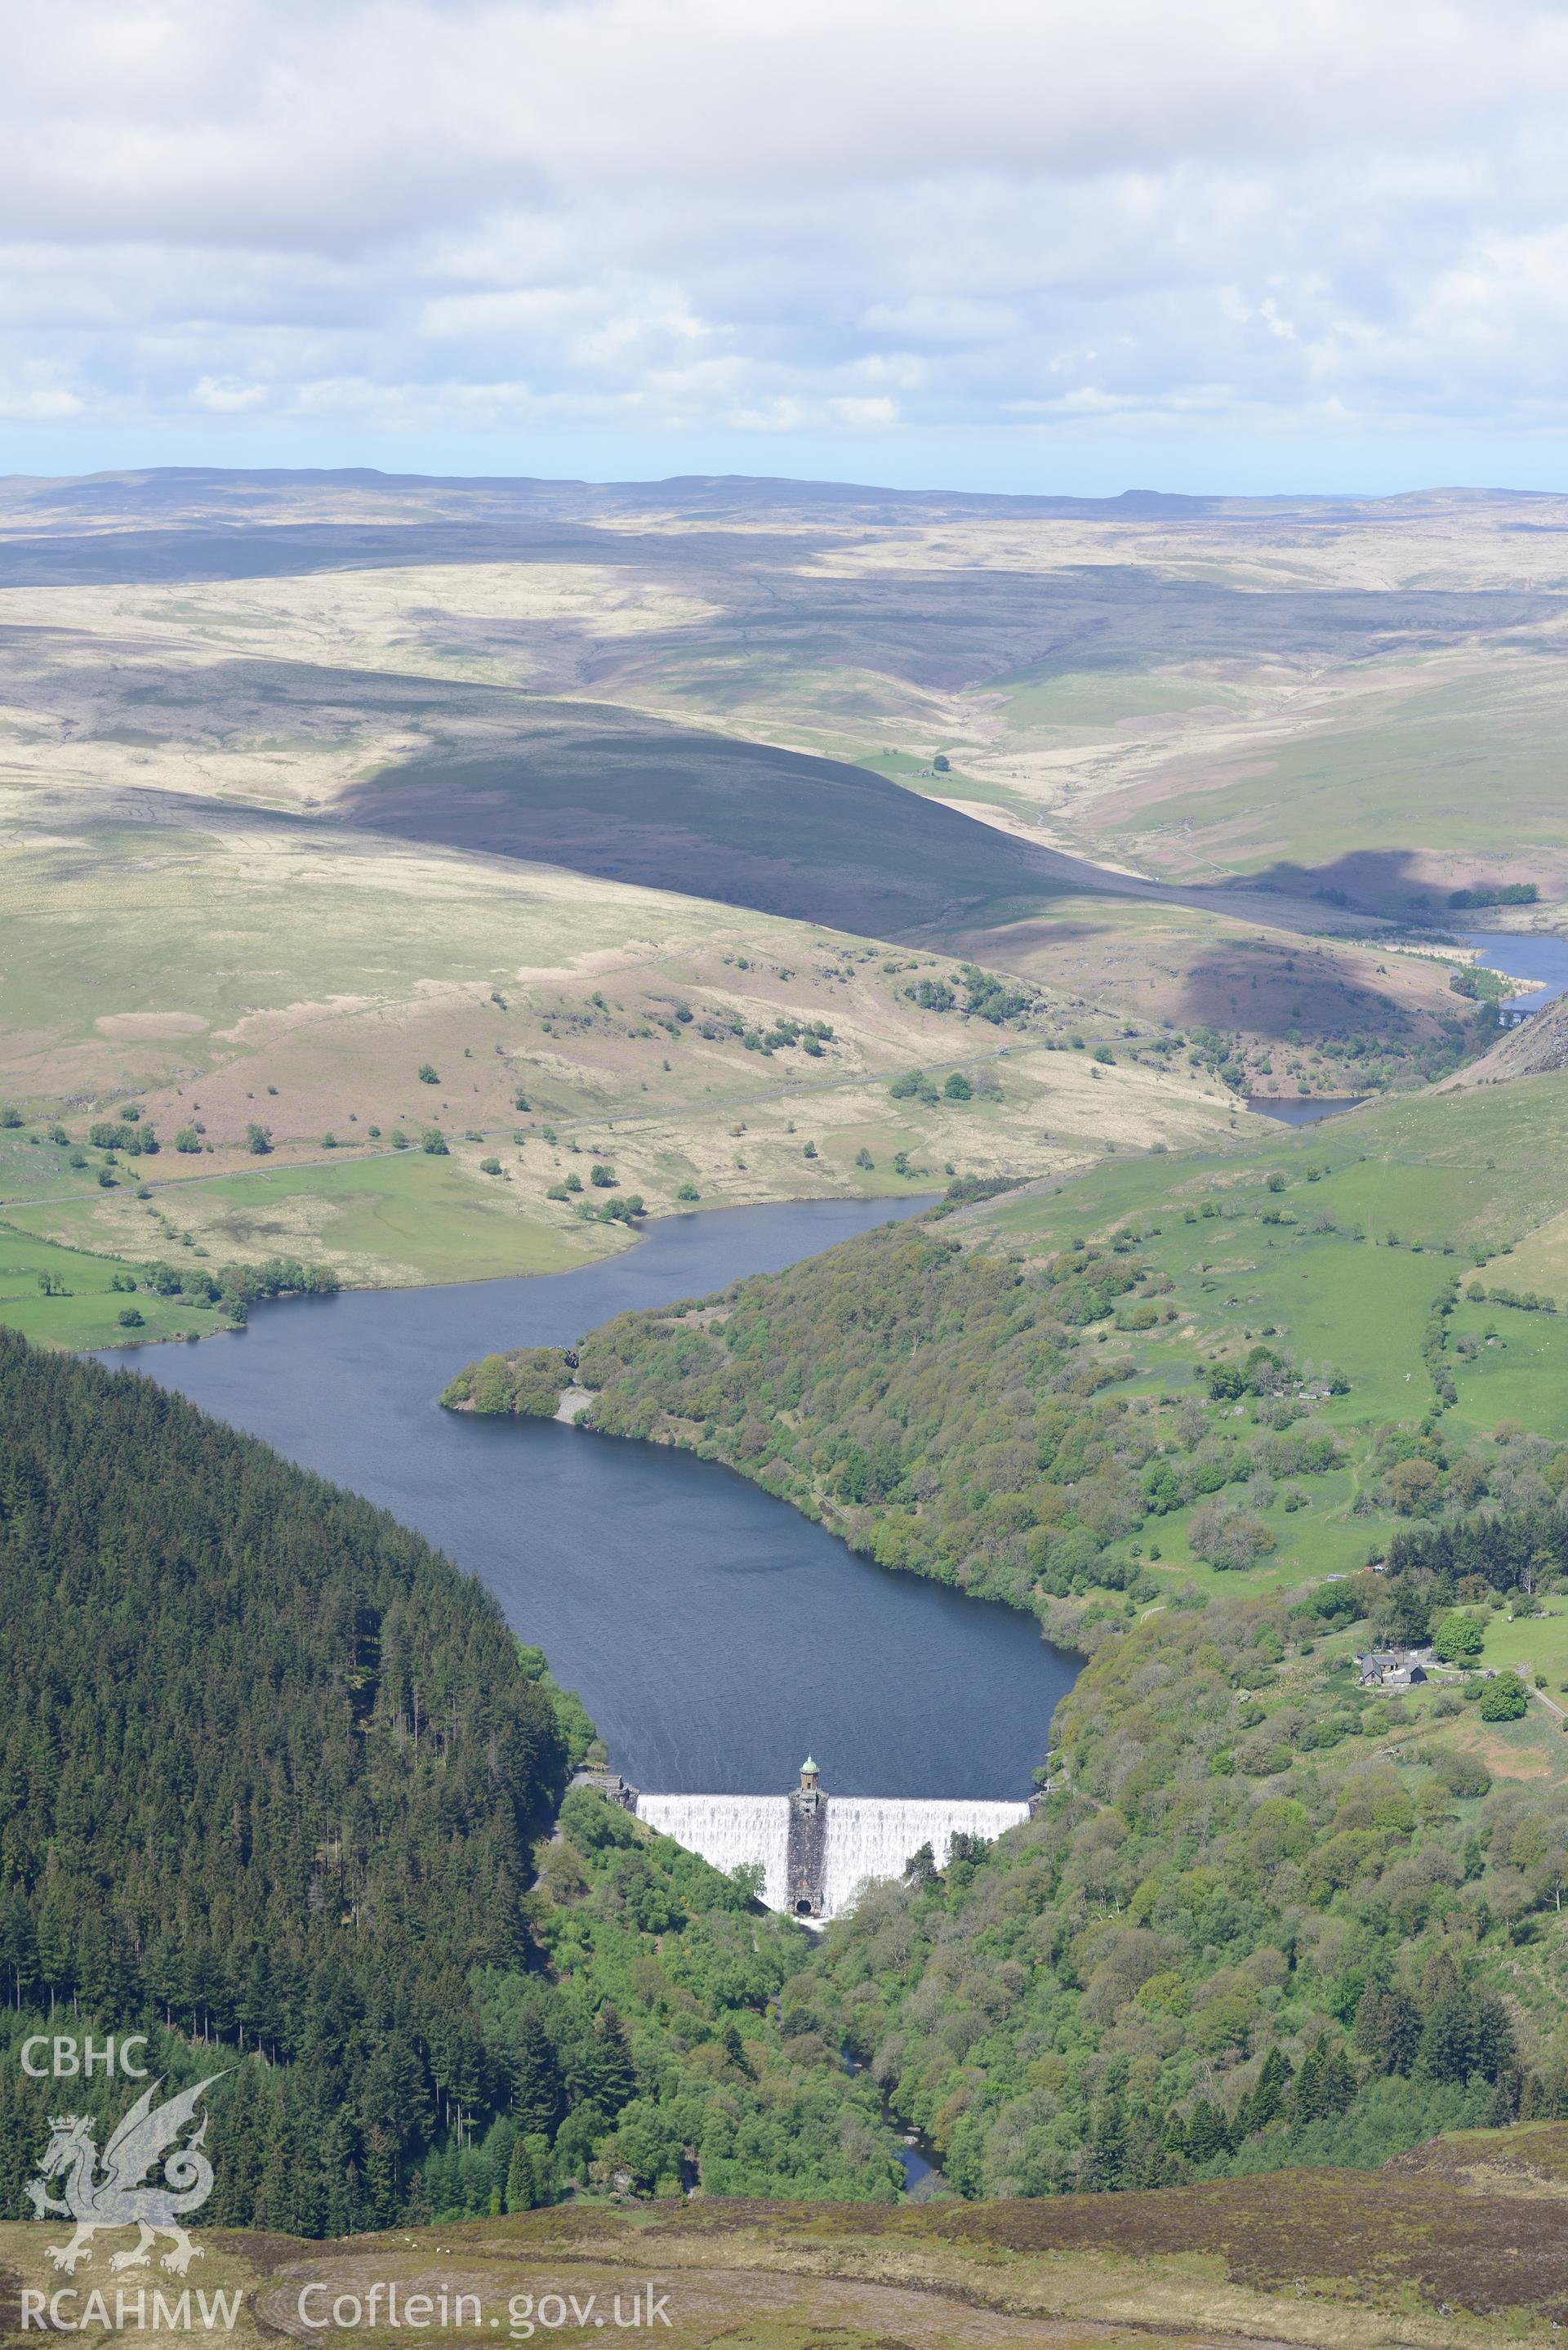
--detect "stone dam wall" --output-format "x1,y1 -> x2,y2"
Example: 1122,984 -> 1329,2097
633,1790 -> 1031,1920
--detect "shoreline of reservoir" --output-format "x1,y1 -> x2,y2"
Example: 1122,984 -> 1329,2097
96,1193 -> 1074,1801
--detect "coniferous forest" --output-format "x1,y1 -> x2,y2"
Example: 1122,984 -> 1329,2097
0,1327 -> 560,2226
0,1331 -> 899,2225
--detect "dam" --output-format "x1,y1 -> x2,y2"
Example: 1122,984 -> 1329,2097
632,1759 -> 1032,1921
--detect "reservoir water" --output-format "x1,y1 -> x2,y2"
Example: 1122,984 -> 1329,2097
1246,1095 -> 1366,1127
96,1197 -> 1075,1800
1465,929 -> 1568,1009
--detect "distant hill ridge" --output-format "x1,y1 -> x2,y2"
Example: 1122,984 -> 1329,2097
4,465 -> 1561,528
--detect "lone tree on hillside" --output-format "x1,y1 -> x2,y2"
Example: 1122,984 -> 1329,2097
1479,1672 -> 1530,1722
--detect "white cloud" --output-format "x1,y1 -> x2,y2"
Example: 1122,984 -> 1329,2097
0,365 -> 85,420
189,375 -> 273,412
7,0 -> 1568,462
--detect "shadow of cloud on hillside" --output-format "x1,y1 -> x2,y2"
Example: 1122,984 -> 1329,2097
963,890 -> 1455,1048
1162,939 -> 1434,1043
338,722 -> 1071,943
1212,845 -> 1559,918
0,516 -> 835,591
0,616 -> 1105,945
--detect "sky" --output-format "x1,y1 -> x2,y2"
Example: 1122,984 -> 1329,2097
7,0 -> 1568,495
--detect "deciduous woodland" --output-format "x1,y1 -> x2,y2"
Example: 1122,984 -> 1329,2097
800,1575 -> 1568,2199
434,1076 -> 1568,2203
446,1175 -> 1568,1630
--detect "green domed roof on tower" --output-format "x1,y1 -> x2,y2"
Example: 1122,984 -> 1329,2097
800,1755 -> 817,1773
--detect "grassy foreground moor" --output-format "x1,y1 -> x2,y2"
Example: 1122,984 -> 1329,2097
16,2139 -> 1568,2349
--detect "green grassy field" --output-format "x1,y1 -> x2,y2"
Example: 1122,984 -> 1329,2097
966,1072 -> 1568,1603
1473,1598 -> 1568,1694
855,747 -> 1045,823
7,1149 -> 610,1295
987,1077 -> 1568,1256
1102,657 -> 1568,886
1485,1202 -> 1568,1299
1450,1294 -> 1568,1438
0,1130 -> 117,1205
992,662 -> 1245,734
0,1222 -> 211,1348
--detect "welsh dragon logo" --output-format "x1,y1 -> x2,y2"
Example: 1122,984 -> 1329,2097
27,2074 -> 227,2276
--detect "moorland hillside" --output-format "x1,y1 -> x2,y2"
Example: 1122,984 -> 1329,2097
2,466 -> 1539,1331
12,2150 -> 1568,2346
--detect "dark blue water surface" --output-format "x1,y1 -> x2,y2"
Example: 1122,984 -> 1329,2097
96,1199 -> 1076,1799
1246,1096 -> 1366,1127
1466,930 -> 1568,1010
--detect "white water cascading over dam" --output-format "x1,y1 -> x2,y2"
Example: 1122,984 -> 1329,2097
634,1760 -> 1031,1922
633,1792 -> 795,1913
818,1795 -> 1031,1918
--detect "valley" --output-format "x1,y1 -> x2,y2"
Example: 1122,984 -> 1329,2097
4,469 -> 1553,1343
15,0 -> 1568,2327
9,468 -> 1568,2317
89,1193 -> 1071,1801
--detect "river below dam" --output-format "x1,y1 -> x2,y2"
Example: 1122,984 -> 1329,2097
96,1197 -> 1076,1800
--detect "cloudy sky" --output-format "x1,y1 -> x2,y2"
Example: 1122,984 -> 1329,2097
7,0 -> 1568,493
